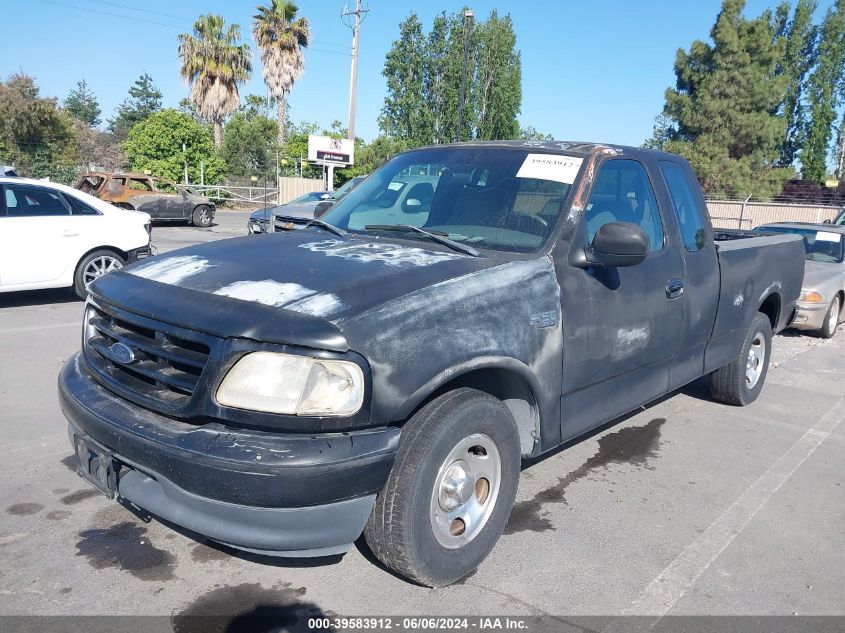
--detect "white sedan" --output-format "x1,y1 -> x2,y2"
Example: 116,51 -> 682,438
0,177 -> 152,298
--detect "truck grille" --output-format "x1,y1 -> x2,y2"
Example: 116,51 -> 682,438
83,301 -> 213,408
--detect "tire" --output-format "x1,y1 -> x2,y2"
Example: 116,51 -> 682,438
73,250 -> 125,299
364,388 -> 521,587
819,295 -> 841,339
192,205 -> 213,227
710,312 -> 773,406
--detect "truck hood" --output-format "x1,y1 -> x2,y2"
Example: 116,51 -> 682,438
120,229 -> 500,326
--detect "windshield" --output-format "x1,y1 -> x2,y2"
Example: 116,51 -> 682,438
290,192 -> 328,204
835,210 -> 844,225
321,148 -> 581,253
754,226 -> 845,263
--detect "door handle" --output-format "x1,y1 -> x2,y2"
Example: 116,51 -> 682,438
666,278 -> 685,299
62,229 -> 80,237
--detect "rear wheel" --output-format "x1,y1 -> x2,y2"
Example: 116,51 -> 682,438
710,312 -> 772,406
364,388 -> 521,587
73,250 -> 125,299
192,205 -> 213,227
820,295 -> 841,339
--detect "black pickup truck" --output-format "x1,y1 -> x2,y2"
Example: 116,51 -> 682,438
59,142 -> 805,587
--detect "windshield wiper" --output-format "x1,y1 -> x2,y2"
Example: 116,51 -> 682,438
364,224 -> 479,257
275,215 -> 346,237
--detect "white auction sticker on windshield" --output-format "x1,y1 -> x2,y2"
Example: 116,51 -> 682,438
816,231 -> 842,242
517,154 -> 584,184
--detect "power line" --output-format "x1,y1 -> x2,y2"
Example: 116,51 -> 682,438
86,0 -> 190,22
34,0 -> 184,29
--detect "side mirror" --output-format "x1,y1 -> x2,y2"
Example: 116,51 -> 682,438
581,222 -> 649,268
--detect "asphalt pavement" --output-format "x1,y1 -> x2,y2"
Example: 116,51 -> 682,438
0,210 -> 843,627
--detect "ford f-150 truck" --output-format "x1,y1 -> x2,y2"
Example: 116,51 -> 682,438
59,142 -> 805,587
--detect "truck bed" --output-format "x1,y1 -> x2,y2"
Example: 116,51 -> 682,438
705,231 -> 805,372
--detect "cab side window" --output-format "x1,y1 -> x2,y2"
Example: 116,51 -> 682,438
584,159 -> 664,251
3,184 -> 72,217
660,161 -> 708,251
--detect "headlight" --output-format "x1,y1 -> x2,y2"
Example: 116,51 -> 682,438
799,290 -> 823,303
216,352 -> 364,416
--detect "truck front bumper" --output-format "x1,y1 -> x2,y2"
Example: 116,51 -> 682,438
58,353 -> 399,557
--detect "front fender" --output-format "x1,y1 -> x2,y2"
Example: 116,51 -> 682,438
339,257 -> 564,450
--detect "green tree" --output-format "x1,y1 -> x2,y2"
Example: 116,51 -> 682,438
777,0 -> 818,166
124,109 -> 224,184
0,74 -> 75,179
220,102 -> 279,178
660,0 -> 792,198
178,14 -> 252,148
380,13 -> 430,145
801,0 -> 845,182
108,73 -> 163,139
64,79 -> 101,127
472,10 -> 521,141
380,10 -> 523,145
518,126 -> 553,141
347,135 -> 408,177
253,0 -> 310,146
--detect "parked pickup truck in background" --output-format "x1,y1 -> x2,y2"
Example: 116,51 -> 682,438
59,142 -> 805,587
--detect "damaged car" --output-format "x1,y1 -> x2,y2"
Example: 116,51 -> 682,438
59,142 -> 805,587
76,172 -> 215,227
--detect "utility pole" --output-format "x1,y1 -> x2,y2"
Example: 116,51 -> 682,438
342,0 -> 369,142
456,8 -> 474,143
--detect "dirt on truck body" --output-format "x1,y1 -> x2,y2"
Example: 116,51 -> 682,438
76,172 -> 215,227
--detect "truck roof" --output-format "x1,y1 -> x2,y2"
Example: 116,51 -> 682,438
418,140 -> 680,161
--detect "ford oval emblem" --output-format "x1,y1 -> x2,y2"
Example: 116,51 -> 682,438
109,342 -> 136,364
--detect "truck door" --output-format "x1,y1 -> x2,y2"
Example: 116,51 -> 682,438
556,158 -> 687,441
657,159 -> 719,387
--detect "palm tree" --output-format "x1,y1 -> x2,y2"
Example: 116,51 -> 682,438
178,14 -> 252,148
253,1 -> 310,146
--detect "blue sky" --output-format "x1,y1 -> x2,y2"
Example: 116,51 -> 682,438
0,0 -> 813,146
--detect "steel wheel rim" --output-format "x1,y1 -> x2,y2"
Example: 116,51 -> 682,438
83,255 -> 122,287
828,298 -> 840,333
429,433 -> 502,549
745,332 -> 766,389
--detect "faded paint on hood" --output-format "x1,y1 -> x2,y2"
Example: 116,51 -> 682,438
123,229 -> 500,321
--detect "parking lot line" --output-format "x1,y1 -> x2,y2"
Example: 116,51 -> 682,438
605,396 -> 845,627
0,322 -> 78,335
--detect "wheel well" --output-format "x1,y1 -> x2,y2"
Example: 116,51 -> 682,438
758,293 -> 781,329
426,368 -> 540,456
75,246 -> 128,274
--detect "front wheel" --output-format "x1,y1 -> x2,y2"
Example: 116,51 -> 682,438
73,250 -> 125,299
820,296 -> 841,339
710,312 -> 773,406
192,205 -> 213,227
364,388 -> 521,587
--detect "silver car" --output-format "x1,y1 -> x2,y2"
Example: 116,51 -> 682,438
755,223 -> 845,338
247,191 -> 332,234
